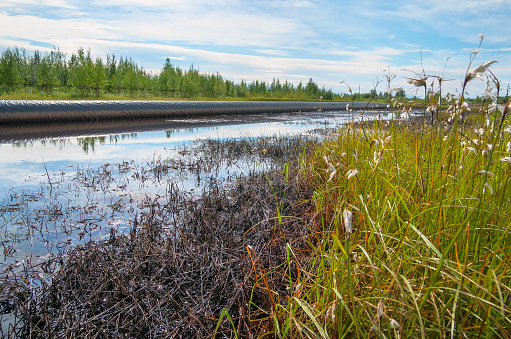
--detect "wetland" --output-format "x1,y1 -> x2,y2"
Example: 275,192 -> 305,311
0,108 -> 386,337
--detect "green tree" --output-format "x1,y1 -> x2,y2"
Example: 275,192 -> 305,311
37,53 -> 59,92
69,47 -> 94,94
305,78 -> 319,99
0,47 -> 26,87
91,57 -> 106,95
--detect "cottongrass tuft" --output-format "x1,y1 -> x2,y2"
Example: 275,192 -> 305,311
346,168 -> 359,180
343,209 -> 352,234
501,157 -> 511,163
324,155 -> 337,182
465,60 -> 498,82
390,319 -> 400,330
483,182 -> 493,194
373,151 -> 383,165
407,77 -> 428,87
477,170 -> 496,177
466,147 -> 477,155
327,163 -> 336,182
326,302 -> 337,323
376,298 -> 386,319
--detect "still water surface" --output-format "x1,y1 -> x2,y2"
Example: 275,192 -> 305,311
0,110 -> 391,273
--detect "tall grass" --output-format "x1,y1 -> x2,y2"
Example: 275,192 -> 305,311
271,50 -> 511,338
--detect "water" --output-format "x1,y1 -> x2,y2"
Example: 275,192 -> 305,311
13,111 -> 405,249
0,108 -> 406,333
0,112 -> 340,262
5,109 -> 413,265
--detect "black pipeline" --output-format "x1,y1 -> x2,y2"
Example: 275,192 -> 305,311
0,100 -> 383,124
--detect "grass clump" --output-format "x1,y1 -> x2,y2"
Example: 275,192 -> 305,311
276,95 -> 511,337
272,39 -> 511,338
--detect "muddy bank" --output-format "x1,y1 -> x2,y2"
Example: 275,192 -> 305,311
0,100 -> 382,124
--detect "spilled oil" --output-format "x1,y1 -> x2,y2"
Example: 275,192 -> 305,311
0,109 -> 398,336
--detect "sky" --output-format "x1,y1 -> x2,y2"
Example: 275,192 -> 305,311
1,0 -> 510,97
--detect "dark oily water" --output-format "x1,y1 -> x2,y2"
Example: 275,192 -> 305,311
0,109 -> 396,334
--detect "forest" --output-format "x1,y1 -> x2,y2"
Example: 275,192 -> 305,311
0,46 -> 347,100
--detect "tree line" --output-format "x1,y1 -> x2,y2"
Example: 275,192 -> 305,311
0,47 -> 341,100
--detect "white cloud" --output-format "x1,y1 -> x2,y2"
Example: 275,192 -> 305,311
331,47 -> 410,62
0,13 -> 119,43
0,0 -> 509,96
91,0 -> 234,10
352,0 -> 510,45
431,0 -> 511,14
162,56 -> 188,61
85,0 -> 320,49
258,0 -> 315,7
66,39 -> 394,79
254,49 -> 291,57
111,11 -> 306,48
0,0 -> 77,9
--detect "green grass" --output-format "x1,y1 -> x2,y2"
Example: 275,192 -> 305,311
263,44 -> 511,338
271,100 -> 511,338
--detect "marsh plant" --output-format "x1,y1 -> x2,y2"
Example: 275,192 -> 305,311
272,40 -> 511,338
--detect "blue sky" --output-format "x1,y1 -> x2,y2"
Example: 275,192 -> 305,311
1,0 -> 510,97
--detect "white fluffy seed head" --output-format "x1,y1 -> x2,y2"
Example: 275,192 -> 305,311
343,209 -> 353,234
327,164 -> 337,182
373,151 -> 379,163
407,77 -> 427,87
326,303 -> 337,323
477,170 -> 496,177
346,168 -> 359,180
377,299 -> 386,319
466,147 -> 477,155
484,182 -> 493,194
466,60 -> 498,82
390,319 -> 401,330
